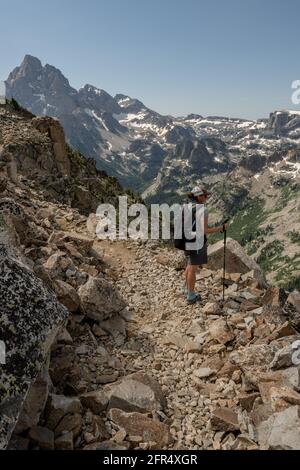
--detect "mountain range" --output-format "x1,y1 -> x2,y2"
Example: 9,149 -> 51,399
4,55 -> 300,288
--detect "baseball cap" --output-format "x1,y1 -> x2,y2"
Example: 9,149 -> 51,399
191,186 -> 211,197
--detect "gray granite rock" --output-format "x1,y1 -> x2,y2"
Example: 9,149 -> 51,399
208,238 -> 266,287
257,406 -> 300,450
0,227 -> 68,449
78,276 -> 126,323
104,372 -> 166,413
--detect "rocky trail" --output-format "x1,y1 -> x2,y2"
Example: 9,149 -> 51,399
30,227 -> 300,452
3,191 -> 300,451
83,239 -> 300,451
2,101 -> 300,452
97,240 -> 231,450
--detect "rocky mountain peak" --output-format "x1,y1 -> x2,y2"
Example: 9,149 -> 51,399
185,113 -> 204,121
81,84 -> 105,95
267,110 -> 300,136
79,85 -> 121,114
115,93 -> 147,114
6,55 -> 77,118
7,55 -> 42,85
20,54 -> 42,72
43,63 -> 74,88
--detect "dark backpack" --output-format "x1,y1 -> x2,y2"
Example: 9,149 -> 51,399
174,205 -> 207,251
174,206 -> 197,251
174,236 -> 186,250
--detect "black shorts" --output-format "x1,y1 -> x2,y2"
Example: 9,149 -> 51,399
185,243 -> 208,266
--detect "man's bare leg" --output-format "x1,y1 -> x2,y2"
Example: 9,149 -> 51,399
184,266 -> 188,292
186,265 -> 197,293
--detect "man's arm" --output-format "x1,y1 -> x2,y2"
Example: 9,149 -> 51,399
204,217 -> 228,234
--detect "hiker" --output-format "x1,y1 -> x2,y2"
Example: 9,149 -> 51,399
184,186 -> 228,304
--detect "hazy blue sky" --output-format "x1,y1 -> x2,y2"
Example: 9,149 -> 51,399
1,0 -> 299,119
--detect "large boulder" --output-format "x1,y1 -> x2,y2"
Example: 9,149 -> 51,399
13,372 -> 49,434
45,394 -> 82,431
53,280 -> 80,312
32,117 -> 71,176
78,276 -> 126,323
287,290 -> 300,313
104,372 -> 166,413
48,231 -> 94,255
0,232 -> 68,449
74,185 -> 91,210
270,341 -> 300,370
208,238 -> 266,286
257,406 -> 300,450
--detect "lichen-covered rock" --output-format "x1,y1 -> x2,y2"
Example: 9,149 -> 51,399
0,198 -> 31,245
0,233 -> 68,449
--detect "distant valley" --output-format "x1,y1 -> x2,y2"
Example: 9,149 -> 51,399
5,55 -> 300,288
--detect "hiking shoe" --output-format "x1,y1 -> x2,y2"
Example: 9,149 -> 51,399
187,293 -> 202,304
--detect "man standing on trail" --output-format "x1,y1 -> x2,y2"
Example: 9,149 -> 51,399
184,186 -> 228,304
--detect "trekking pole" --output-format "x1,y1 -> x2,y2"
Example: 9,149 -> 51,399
222,227 -> 226,302
222,219 -> 229,302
